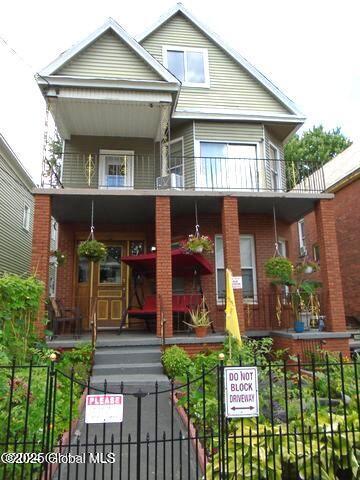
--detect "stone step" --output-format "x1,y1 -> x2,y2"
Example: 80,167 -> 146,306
96,336 -> 161,348
90,373 -> 170,388
92,362 -> 163,376
94,347 -> 162,365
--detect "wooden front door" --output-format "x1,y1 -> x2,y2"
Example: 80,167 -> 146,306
76,242 -> 127,329
93,244 -> 127,328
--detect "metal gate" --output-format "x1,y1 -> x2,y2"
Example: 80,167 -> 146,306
1,355 -> 360,479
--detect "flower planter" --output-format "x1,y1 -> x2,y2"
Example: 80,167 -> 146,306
294,320 -> 305,333
193,245 -> 204,253
195,326 -> 208,338
299,311 -> 311,330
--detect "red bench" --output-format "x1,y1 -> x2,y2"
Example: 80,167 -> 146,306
127,294 -> 203,315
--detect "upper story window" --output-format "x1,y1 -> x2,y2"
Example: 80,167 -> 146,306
163,46 -> 210,87
297,219 -> 307,256
197,142 -> 258,190
22,204 -> 30,231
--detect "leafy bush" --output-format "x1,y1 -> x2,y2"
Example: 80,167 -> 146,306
0,274 -> 44,362
162,346 -> 191,379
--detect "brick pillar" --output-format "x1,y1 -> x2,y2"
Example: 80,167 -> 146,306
315,199 -> 346,331
156,197 -> 173,337
221,197 -> 245,333
31,194 -> 52,335
57,224 -> 75,308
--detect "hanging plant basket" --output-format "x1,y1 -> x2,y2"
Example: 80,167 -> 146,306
50,250 -> 66,267
78,240 -> 107,263
182,235 -> 214,254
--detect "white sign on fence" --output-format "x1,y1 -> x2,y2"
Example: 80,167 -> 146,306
231,276 -> 243,290
85,394 -> 124,424
224,367 -> 259,418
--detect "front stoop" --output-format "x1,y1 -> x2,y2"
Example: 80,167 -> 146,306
91,344 -> 169,388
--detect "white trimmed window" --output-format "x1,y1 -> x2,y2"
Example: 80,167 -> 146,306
22,204 -> 30,231
163,46 -> 210,87
278,238 -> 287,257
215,234 -> 257,304
269,143 -> 282,191
298,219 -> 307,255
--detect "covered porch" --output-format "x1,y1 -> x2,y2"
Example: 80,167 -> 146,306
31,189 -> 349,354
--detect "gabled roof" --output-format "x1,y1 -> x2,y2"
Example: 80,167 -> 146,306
39,17 -> 180,85
0,133 -> 35,190
137,3 -> 304,117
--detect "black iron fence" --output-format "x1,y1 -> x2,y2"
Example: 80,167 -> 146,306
1,354 -> 359,479
42,152 -> 326,193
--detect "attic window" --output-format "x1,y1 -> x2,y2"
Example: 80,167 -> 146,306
163,46 -> 209,87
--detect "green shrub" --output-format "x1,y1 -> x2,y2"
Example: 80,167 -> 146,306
0,274 -> 44,362
162,346 -> 191,379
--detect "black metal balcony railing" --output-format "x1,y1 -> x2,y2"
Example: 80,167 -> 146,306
43,153 -> 326,193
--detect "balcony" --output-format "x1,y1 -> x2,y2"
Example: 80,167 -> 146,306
47,153 -> 326,193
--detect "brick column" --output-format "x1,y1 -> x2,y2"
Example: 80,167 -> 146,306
57,224 -> 75,308
156,196 -> 173,337
315,199 -> 346,331
221,197 -> 245,333
31,194 -> 52,335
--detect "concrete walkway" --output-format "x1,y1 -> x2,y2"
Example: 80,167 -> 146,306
54,384 -> 201,480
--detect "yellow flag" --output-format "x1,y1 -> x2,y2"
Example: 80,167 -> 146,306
225,269 -> 242,344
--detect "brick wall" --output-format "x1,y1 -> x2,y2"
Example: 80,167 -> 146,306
31,195 -> 52,334
294,181 -> 360,320
155,197 -> 173,337
273,335 -> 350,359
57,224 -> 75,308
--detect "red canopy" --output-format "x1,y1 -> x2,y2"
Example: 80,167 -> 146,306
121,248 -> 213,277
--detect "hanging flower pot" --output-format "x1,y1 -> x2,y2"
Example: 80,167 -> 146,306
77,240 -> 107,263
182,235 -> 214,254
50,250 -> 66,267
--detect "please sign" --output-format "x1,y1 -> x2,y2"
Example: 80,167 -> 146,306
85,394 -> 124,424
224,367 -> 259,418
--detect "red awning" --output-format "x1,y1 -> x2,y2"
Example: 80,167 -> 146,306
121,248 -> 213,277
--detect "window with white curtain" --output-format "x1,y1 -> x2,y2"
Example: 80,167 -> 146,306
197,142 -> 258,190
215,234 -> 257,304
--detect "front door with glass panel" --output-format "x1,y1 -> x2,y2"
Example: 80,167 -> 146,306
93,244 -> 127,328
99,150 -> 134,189
197,142 -> 258,190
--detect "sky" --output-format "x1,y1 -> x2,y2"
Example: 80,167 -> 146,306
0,0 -> 359,183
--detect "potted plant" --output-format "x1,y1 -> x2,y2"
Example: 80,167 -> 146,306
183,235 -> 214,254
265,257 -> 322,332
185,299 -> 212,337
77,240 -> 107,263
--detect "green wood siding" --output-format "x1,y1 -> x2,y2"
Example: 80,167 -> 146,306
63,136 -> 157,189
194,121 -> 264,144
0,153 -> 33,275
57,30 -> 162,81
142,13 -> 289,114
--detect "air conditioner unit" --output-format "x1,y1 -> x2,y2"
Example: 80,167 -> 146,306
299,245 -> 308,257
156,173 -> 184,190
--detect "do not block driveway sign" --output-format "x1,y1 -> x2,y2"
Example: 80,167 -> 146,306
224,367 -> 259,418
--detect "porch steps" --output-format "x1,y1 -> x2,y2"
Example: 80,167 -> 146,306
91,344 -> 169,387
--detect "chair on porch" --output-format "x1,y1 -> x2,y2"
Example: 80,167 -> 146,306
47,298 -> 82,337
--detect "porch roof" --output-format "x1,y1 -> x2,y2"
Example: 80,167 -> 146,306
37,189 -> 334,224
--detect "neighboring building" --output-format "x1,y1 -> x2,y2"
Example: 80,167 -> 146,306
292,143 -> 360,322
0,134 -> 35,275
31,4 -> 349,355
